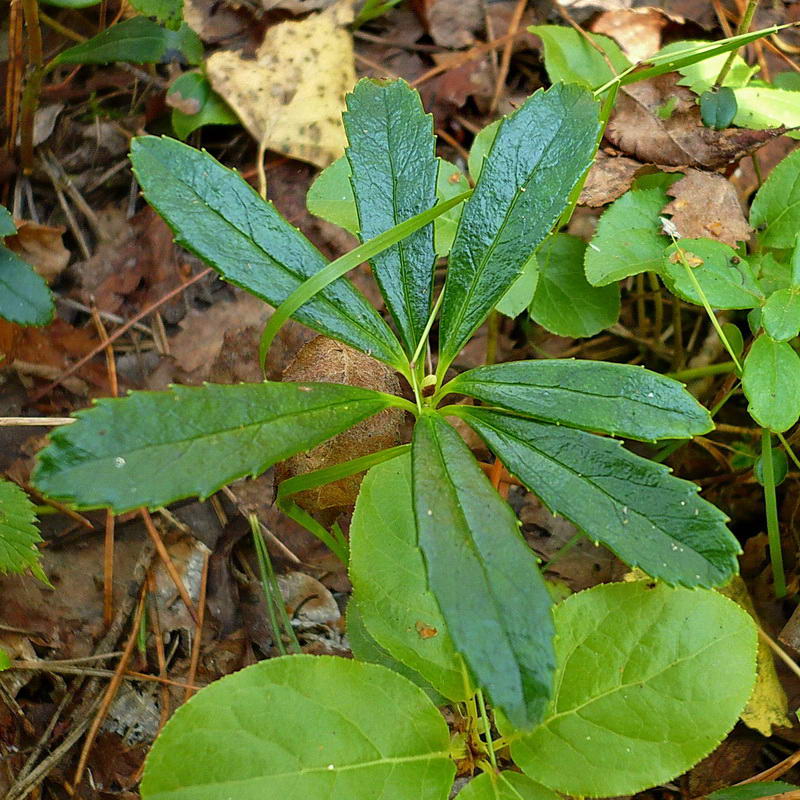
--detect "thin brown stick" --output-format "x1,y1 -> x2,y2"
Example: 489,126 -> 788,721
72,589 -> 147,788
9,661 -> 202,690
737,747 -> 800,783
0,416 -> 75,426
141,509 -> 198,625
184,550 -> 209,702
30,267 -> 212,402
490,0 -> 527,114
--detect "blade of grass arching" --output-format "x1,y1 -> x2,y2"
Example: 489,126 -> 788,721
249,513 -> 300,655
761,430 -> 787,599
259,191 -> 472,375
592,23 -> 792,96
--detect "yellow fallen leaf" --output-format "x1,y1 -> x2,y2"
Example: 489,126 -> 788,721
207,0 -> 355,169
719,575 -> 792,736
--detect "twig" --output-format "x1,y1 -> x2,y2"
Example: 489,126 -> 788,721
490,0 -> 527,114
184,550 -> 209,702
715,0 -> 760,87
0,417 -> 75,425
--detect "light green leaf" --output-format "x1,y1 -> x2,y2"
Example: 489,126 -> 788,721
467,119 -> 500,183
0,650 -> 9,671
129,0 -> 183,28
733,87 -> 800,137
140,655 -> 455,800
435,159 -> 469,257
307,157 -> 359,235
455,407 -> 739,588
457,772 -> 559,800
656,39 -> 757,95
496,252 -> 538,318
531,26 -> 630,89
0,205 -> 16,237
584,187 -> 670,286
344,79 -> 438,355
412,413 -> 555,730
345,601 -> 447,705
0,480 -> 46,582
168,72 -> 238,139
742,333 -> 800,433
33,382 -> 402,513
349,454 -> 470,701
54,17 -> 202,66
762,288 -> 800,341
438,84 -> 600,374
709,782 -> 797,800
130,136 -> 405,370
508,582 -> 757,796
750,149 -> 800,249
662,239 -> 762,310
530,233 -> 619,337
446,359 -> 713,442
0,246 -> 55,326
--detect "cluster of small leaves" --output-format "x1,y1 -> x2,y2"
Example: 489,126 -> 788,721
0,204 -> 54,327
0,480 -> 47,582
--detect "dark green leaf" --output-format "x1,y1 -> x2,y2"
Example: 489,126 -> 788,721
455,407 -> 739,587
0,480 -> 47,582
529,233 -> 619,337
446,359 -> 713,441
721,321 -> 745,360
438,84 -> 600,373
130,136 -> 405,370
662,239 -> 762,309
0,205 -> 16,237
344,79 -> 438,355
742,334 -> 800,433
349,455 -> 469,701
412,413 -> 555,730
54,17 -> 202,66
584,187 -> 671,286
750,149 -> 800,249
530,26 -> 631,89
709,783 -> 797,800
762,287 -> 800,341
130,0 -> 183,28
34,381 -> 401,513
307,157 -> 359,235
168,72 -> 238,139
700,87 -> 738,129
0,247 -> 55,327
754,446 -> 788,487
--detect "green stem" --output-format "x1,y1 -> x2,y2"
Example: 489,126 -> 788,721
778,431 -> 800,471
762,429 -> 786,598
715,0 -> 760,87
667,361 -> 736,381
475,689 -> 498,771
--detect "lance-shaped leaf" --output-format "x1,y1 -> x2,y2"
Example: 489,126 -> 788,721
446,359 -> 712,442
455,407 -> 739,588
412,413 -> 555,730
130,136 -> 406,370
0,247 -> 54,326
437,84 -> 600,373
344,79 -> 438,355
34,382 -> 402,513
0,480 -> 47,582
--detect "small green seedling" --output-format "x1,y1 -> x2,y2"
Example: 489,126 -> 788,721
31,79 -> 755,796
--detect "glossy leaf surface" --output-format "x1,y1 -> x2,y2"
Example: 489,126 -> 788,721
438,84 -> 600,372
0,247 -> 54,326
412,413 -> 555,729
509,582 -> 757,796
34,382 -> 399,513
130,136 -> 405,369
742,334 -> 800,432
54,17 -> 202,65
457,407 -> 739,587
0,480 -> 46,581
447,359 -> 712,442
529,233 -> 619,337
349,454 -> 469,701
344,79 -> 438,354
141,655 -> 454,800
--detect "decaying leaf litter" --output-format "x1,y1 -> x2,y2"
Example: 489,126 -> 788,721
4,0 -> 800,796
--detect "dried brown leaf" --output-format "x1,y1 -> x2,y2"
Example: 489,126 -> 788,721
579,151 -> 644,207
590,8 -> 667,62
6,221 -> 69,284
663,169 -> 752,247
607,73 -> 784,169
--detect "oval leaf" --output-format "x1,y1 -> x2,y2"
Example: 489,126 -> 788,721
438,84 -> 600,373
350,454 -> 470,701
509,582 -> 757,797
0,247 -> 54,326
412,413 -> 555,730
344,79 -> 438,355
743,333 -> 800,433
750,149 -> 800,249
455,407 -> 739,588
129,136 -> 406,370
0,480 -> 46,582
457,771 -> 560,800
141,655 -> 455,800
762,288 -> 800,342
447,359 -> 713,442
33,382 -> 399,513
